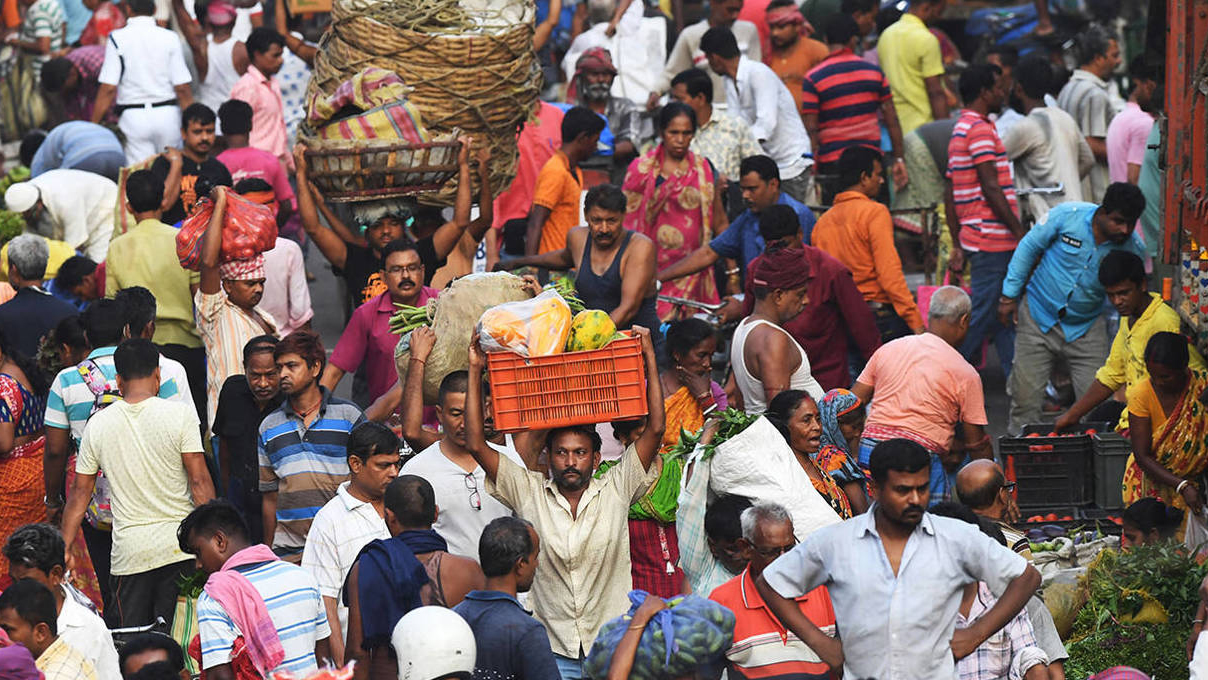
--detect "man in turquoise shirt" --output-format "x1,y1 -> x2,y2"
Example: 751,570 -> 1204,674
998,182 -> 1146,434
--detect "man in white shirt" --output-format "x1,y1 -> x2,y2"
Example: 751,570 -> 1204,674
3,524 -> 120,680
91,0 -> 194,164
3,171 -> 117,262
701,26 -> 812,203
1003,55 -> 1094,224
401,369 -> 525,561
301,422 -> 399,667
647,0 -> 761,109
60,338 -> 215,628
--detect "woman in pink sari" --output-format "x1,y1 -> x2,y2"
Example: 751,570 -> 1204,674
622,102 -> 728,321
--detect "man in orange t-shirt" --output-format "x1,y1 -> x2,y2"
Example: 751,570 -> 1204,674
710,501 -> 837,680
764,0 -> 829,111
812,145 -> 924,342
525,106 -> 603,255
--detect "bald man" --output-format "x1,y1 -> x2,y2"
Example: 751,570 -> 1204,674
853,285 -> 992,505
955,459 -> 1027,555
955,459 -> 1072,680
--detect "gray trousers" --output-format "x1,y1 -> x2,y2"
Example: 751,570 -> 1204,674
779,169 -> 814,206
1007,295 -> 1109,434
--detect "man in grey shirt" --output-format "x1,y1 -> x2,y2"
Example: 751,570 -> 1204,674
754,439 -> 1041,680
1056,24 -> 1122,203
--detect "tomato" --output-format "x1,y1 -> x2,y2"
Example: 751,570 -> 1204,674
1047,431 -> 1059,436
1111,516 -> 1123,525
1026,433 -> 1041,438
1060,515 -> 1073,521
1044,513 -> 1058,521
1085,429 -> 1098,435
1027,515 -> 1044,523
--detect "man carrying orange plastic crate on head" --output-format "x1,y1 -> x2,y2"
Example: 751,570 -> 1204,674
463,327 -> 665,680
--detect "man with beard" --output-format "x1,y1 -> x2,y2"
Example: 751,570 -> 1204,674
196,187 -> 279,430
258,331 -> 365,561
149,103 -> 233,225
213,335 -> 283,544
401,369 -> 528,561
763,0 -> 828,109
754,439 -> 1041,680
322,239 -> 438,405
464,327 -> 664,680
493,184 -> 662,355
1000,183 -> 1147,434
570,49 -> 644,184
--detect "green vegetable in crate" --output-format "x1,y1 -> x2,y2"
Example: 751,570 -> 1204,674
545,277 -> 585,313
0,210 -> 24,246
566,310 -> 617,352
584,592 -> 734,680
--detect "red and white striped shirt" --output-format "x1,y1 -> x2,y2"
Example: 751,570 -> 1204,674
947,109 -> 1019,252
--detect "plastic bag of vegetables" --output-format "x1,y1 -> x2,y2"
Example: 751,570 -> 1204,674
584,591 -> 734,680
393,272 -> 532,405
477,288 -> 573,357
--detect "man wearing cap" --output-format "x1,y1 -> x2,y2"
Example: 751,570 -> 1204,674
0,234 -> 77,358
571,47 -> 644,184
90,0 -> 193,164
3,170 -> 117,262
195,187 -> 279,431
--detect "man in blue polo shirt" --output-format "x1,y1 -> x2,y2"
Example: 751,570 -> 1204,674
454,516 -> 560,680
655,154 -> 815,293
999,182 -> 1146,434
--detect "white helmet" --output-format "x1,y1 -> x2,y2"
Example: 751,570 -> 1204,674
392,606 -> 477,680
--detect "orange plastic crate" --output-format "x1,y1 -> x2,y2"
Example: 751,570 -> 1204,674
486,333 -> 649,432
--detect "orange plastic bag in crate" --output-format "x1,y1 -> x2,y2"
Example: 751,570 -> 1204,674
176,186 -> 279,270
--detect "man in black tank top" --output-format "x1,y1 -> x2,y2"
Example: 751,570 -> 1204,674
493,184 -> 664,354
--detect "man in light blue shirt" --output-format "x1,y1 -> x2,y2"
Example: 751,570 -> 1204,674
998,182 -> 1146,434
656,154 -> 815,287
21,122 -> 126,182
754,439 -> 1040,680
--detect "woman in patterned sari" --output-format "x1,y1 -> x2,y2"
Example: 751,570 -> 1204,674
600,319 -> 727,596
622,102 -> 728,321
0,328 -> 48,576
816,388 -> 871,514
767,390 -> 853,519
1124,332 -> 1208,515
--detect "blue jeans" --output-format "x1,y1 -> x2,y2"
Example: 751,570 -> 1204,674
554,654 -> 586,680
960,250 -> 1015,376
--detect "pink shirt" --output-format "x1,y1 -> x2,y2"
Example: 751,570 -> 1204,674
229,65 -> 290,170
261,237 -> 312,336
492,102 -> 562,230
329,288 -> 438,402
217,146 -> 296,206
856,332 -> 987,451
1106,101 -> 1154,183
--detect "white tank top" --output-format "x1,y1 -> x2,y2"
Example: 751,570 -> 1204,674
198,35 -> 241,114
730,317 -> 825,415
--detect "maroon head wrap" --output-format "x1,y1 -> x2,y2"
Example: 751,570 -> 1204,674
750,244 -> 811,291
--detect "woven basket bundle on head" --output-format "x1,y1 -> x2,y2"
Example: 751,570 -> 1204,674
306,0 -> 539,206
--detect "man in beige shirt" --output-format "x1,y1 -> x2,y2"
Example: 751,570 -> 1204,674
464,327 -> 665,679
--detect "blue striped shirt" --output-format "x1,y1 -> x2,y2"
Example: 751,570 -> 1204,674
258,388 -> 364,550
197,560 -> 330,675
45,346 -> 191,444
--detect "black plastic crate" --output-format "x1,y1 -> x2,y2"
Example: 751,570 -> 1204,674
1016,506 -> 1084,531
1079,507 -> 1124,535
1000,423 -> 1096,509
1092,429 -> 1131,510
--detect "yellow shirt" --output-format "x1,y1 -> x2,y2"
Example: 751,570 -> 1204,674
1096,293 -> 1205,429
36,635 -> 98,680
876,12 -> 945,134
106,219 -> 202,348
0,236 -> 77,282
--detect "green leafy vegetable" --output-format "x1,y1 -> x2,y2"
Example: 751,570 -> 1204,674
664,408 -> 761,461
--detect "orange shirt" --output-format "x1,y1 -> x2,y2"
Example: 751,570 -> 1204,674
766,37 -> 829,110
531,150 -> 583,254
709,567 -> 836,679
812,191 -> 923,330
3,0 -> 18,29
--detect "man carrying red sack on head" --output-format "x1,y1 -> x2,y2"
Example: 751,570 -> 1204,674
195,187 -> 280,432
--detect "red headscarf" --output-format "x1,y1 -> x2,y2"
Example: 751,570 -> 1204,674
750,243 -> 812,291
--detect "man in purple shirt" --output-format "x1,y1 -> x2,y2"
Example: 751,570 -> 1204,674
321,238 -> 438,404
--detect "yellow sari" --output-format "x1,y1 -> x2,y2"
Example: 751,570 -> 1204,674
1122,369 -> 1208,510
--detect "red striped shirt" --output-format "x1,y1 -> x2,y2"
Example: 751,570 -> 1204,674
801,50 -> 891,164
946,109 -> 1019,252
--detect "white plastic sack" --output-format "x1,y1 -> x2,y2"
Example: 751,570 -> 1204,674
706,417 -> 843,541
1186,508 -> 1208,554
